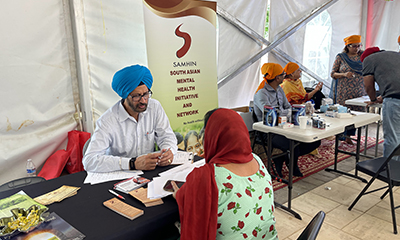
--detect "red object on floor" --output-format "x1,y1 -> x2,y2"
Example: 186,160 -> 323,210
38,130 -> 91,180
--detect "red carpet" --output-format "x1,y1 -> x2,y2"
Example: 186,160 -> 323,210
266,137 -> 384,191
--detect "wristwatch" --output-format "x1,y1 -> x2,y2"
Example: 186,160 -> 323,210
370,98 -> 377,102
129,157 -> 137,170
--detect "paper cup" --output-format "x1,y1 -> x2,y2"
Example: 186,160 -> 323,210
299,116 -> 308,129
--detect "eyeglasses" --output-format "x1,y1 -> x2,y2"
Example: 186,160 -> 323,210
129,90 -> 152,102
349,44 -> 362,48
278,72 -> 286,78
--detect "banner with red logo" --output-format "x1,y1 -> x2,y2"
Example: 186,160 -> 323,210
143,0 -> 218,156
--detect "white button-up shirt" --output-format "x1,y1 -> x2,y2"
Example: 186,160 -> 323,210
83,98 -> 177,172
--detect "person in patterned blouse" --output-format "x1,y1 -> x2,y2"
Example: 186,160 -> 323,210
330,35 -> 365,145
172,108 -> 278,240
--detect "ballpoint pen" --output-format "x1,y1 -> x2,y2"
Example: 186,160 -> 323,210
109,189 -> 125,200
158,147 -> 171,160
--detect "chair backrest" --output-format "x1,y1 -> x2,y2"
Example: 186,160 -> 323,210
387,143 -> 400,160
297,211 -> 325,240
0,176 -> 46,193
252,110 -> 259,123
82,138 -> 91,156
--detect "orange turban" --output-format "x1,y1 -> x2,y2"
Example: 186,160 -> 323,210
283,62 -> 299,75
256,63 -> 284,93
398,35 -> 400,43
344,35 -> 361,45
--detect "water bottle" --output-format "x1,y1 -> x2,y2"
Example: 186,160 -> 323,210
26,159 -> 36,176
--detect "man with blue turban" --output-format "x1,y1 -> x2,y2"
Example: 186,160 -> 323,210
83,65 -> 177,172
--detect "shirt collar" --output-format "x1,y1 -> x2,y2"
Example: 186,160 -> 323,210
117,99 -> 149,122
264,83 -> 276,92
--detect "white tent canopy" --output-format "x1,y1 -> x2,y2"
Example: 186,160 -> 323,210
1,0 -> 399,185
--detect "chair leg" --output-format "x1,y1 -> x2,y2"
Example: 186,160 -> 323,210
348,176 -> 377,211
386,168 -> 398,234
380,188 -> 390,200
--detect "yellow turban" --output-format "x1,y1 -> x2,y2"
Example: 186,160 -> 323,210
256,63 -> 284,93
344,35 -> 361,45
283,62 -> 299,75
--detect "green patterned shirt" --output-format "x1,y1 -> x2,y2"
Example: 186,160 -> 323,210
214,153 -> 278,240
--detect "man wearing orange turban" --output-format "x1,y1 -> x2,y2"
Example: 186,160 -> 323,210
280,62 -> 324,108
255,63 -> 285,93
253,63 -> 320,178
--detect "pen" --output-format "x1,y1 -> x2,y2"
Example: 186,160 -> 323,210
158,147 -> 171,160
109,189 -> 125,200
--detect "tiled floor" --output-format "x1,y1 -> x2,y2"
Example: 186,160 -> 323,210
274,171 -> 400,240
253,124 -> 400,239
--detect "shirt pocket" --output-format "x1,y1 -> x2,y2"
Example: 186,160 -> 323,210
142,128 -> 156,153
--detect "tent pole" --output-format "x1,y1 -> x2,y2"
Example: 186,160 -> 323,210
68,0 -> 94,134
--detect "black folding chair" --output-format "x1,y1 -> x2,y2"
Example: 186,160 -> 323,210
348,143 -> 400,234
0,176 -> 46,193
297,211 -> 325,240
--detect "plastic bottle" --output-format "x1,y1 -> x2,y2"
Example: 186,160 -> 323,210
26,159 -> 36,177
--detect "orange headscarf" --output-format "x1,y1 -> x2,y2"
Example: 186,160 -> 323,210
398,35 -> 400,43
283,62 -> 299,75
344,35 -> 361,45
255,63 -> 284,93
176,108 -> 253,240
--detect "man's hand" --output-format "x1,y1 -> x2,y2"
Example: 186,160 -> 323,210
364,96 -> 383,107
157,148 -> 174,167
134,153 -> 159,170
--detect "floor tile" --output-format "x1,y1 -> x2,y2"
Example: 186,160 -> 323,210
342,214 -> 398,239
324,205 -> 363,230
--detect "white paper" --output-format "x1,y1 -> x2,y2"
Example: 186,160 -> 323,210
84,170 -> 143,185
147,159 -> 206,199
172,151 -> 194,164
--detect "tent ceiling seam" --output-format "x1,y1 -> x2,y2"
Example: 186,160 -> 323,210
217,0 -> 338,89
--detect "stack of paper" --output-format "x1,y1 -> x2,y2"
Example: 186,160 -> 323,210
146,159 -> 206,199
84,170 -> 143,185
34,185 -> 80,205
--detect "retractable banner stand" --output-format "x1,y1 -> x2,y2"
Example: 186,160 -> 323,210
143,0 -> 218,156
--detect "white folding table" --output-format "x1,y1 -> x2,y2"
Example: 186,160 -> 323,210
345,96 -> 382,157
253,111 -> 380,220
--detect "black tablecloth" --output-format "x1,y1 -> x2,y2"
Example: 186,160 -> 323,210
0,164 -> 183,240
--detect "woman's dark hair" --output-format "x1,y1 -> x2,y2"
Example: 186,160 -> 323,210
203,108 -> 219,130
184,130 -> 199,150
343,45 -> 350,53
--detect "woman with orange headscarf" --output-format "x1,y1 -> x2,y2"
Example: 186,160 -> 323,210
280,62 -> 324,109
172,108 -> 277,240
330,35 -> 366,144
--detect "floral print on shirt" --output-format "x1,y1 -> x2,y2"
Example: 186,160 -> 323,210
215,154 -> 278,239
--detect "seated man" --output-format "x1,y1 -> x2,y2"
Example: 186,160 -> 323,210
254,63 -> 321,177
83,65 -> 177,172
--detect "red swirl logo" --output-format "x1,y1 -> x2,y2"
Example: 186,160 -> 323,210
175,24 -> 191,58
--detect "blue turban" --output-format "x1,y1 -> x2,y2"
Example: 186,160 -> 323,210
111,65 -> 153,99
